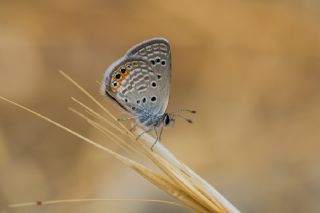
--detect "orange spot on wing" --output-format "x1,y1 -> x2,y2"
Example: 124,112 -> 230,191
110,65 -> 131,92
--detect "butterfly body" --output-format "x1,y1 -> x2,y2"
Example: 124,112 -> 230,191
103,38 -> 193,149
103,38 -> 173,127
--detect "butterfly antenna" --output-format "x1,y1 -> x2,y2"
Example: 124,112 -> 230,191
173,109 -> 196,114
174,114 -> 193,124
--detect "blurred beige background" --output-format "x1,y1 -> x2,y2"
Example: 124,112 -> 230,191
1,0 -> 320,212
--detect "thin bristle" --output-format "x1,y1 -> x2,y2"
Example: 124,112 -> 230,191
0,96 -> 200,212
59,70 -> 131,135
1,71 -> 240,213
70,97 -> 124,134
9,198 -> 187,209
0,96 -> 140,168
68,107 -> 140,155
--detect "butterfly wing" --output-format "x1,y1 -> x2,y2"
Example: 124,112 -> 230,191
103,56 -> 163,125
125,37 -> 171,115
103,38 -> 172,126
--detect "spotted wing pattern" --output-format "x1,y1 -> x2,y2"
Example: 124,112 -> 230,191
103,38 -> 171,126
126,38 -> 171,115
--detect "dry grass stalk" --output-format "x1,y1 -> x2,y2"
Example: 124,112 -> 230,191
1,70 -> 240,213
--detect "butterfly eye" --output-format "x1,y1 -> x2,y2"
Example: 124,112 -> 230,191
155,57 -> 161,63
126,64 -> 132,69
164,115 -> 171,125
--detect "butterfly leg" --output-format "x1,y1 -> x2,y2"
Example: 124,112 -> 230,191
129,123 -> 139,132
117,115 -> 138,122
158,126 -> 164,141
151,127 -> 159,151
136,128 -> 153,141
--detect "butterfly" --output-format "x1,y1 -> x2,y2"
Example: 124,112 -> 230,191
103,38 -> 195,150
